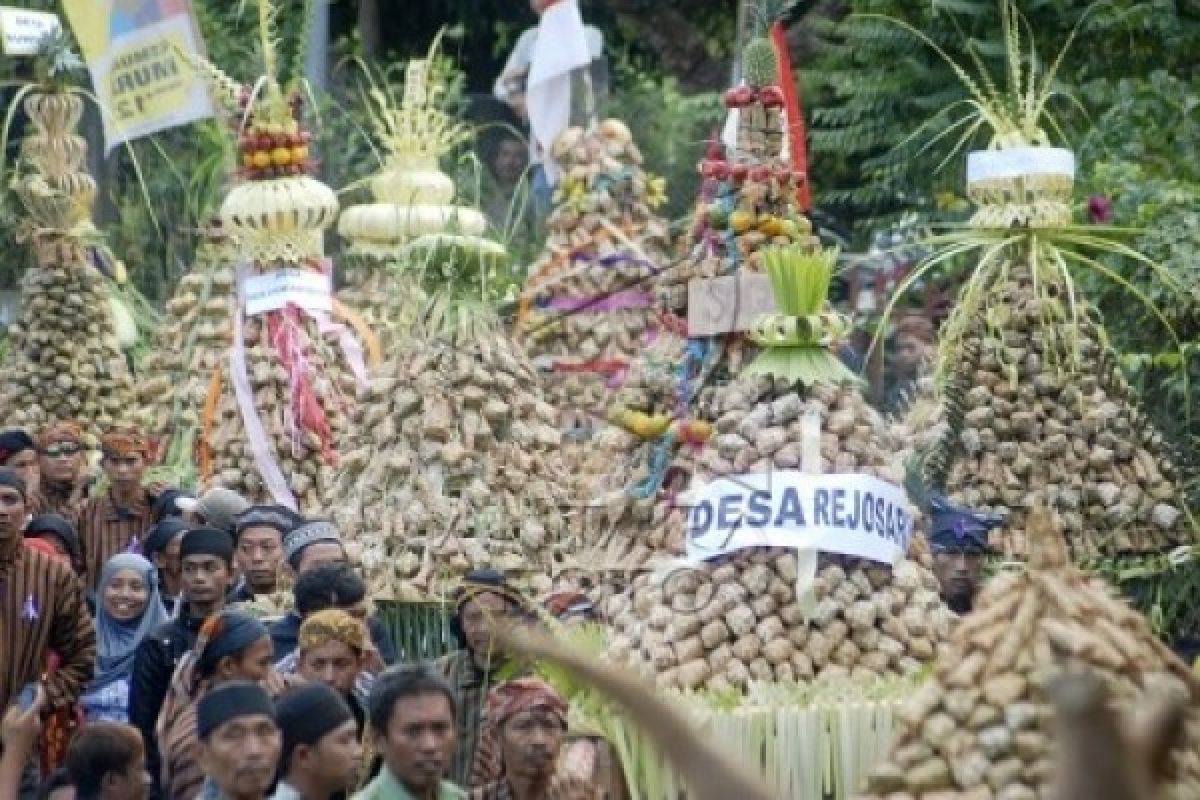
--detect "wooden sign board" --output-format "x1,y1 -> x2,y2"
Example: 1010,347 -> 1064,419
0,8 -> 59,56
687,273 -> 777,336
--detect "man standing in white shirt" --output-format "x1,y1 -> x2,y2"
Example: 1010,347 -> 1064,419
493,0 -> 606,217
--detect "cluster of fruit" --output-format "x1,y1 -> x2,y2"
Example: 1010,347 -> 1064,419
236,92 -> 316,180
699,153 -> 804,187
606,405 -> 715,444
723,84 -> 785,109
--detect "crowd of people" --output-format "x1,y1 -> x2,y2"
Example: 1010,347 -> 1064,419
0,422 -> 617,800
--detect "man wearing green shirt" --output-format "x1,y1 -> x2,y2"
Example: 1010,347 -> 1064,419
355,665 -> 466,800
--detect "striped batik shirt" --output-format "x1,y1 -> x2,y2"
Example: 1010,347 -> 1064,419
436,650 -> 515,789
0,542 -> 97,712
73,490 -> 154,593
32,481 -> 88,517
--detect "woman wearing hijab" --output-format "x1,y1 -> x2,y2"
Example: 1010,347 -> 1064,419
81,553 -> 169,723
157,609 -> 295,800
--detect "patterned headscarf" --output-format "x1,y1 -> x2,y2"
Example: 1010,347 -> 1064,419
39,420 -> 84,448
100,429 -> 148,458
486,677 -> 568,731
298,609 -> 367,655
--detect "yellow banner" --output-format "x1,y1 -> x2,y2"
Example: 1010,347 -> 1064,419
62,0 -> 213,151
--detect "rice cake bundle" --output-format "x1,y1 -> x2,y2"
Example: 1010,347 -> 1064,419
515,120 -> 672,427
856,506 -> 1200,800
924,264 -> 1188,559
604,245 -> 950,691
604,374 -> 950,691
330,299 -> 576,600
136,229 -> 239,479
1,88 -> 143,435
186,13 -> 369,513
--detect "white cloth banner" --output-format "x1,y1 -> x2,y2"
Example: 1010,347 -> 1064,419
526,0 -> 590,186
242,269 -> 332,316
683,471 -> 912,566
966,147 -> 1075,184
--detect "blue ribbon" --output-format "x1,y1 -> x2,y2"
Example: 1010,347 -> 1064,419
628,431 -> 678,500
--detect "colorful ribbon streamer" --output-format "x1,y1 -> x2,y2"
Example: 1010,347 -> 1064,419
538,289 -> 655,314
268,305 -> 336,464
332,299 -> 383,372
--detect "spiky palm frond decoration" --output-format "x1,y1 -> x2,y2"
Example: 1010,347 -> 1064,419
356,30 -> 470,168
863,0 -> 1195,460
744,246 -> 860,386
33,28 -> 84,87
863,0 -> 1091,157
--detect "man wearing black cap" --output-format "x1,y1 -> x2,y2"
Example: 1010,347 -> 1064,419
928,492 -> 1003,614
24,513 -> 83,576
0,467 -> 96,787
129,527 -> 235,794
435,569 -> 530,788
142,517 -> 190,615
196,681 -> 281,800
151,489 -> 195,524
0,430 -> 41,510
272,684 -> 362,800
229,505 -> 303,604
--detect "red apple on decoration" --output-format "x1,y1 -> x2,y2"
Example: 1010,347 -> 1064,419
759,86 -> 785,107
749,165 -> 771,183
731,162 -> 749,182
710,161 -> 731,181
700,160 -> 717,178
723,86 -> 755,109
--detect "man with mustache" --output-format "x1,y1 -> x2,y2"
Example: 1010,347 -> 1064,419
469,678 -> 595,800
196,681 -> 281,800
355,665 -> 465,800
272,683 -> 363,800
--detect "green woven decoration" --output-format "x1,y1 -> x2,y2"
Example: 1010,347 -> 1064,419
377,600 -> 456,663
744,245 -> 859,386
